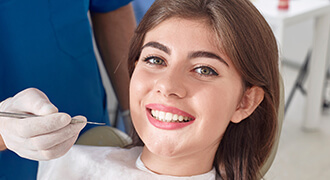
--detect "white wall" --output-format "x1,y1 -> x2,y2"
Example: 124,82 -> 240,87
280,19 -> 314,67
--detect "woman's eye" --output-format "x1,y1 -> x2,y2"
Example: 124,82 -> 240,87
194,66 -> 219,76
143,56 -> 165,66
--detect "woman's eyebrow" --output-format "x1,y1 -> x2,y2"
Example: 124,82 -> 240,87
141,42 -> 228,67
141,41 -> 171,55
188,51 -> 229,67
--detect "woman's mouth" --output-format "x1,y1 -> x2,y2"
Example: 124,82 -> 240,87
150,109 -> 193,123
145,104 -> 195,130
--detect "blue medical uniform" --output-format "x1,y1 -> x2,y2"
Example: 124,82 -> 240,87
132,0 -> 155,23
0,0 -> 132,179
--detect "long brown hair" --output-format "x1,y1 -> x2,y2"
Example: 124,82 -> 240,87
127,0 -> 280,179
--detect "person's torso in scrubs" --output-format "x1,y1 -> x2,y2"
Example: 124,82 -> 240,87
0,0 -> 131,179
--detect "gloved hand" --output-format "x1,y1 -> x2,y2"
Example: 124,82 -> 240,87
0,88 -> 86,161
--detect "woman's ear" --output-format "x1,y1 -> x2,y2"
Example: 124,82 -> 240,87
231,86 -> 264,123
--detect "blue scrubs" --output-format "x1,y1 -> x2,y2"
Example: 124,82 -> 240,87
132,0 -> 155,23
0,0 -> 131,179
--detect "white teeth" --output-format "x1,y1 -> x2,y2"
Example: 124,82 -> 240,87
154,110 -> 159,117
159,111 -> 165,120
165,113 -> 172,121
173,114 -> 178,121
150,109 -> 192,122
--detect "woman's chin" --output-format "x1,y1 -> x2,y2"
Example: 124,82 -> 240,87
143,141 -> 183,158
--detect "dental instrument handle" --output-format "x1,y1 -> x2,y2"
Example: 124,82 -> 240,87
0,111 -> 105,125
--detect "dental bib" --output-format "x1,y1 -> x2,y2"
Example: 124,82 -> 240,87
38,145 -> 220,179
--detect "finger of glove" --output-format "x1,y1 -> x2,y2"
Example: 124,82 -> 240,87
1,113 -> 72,138
41,134 -> 79,160
0,88 -> 58,116
15,135 -> 79,161
0,133 -> 25,152
28,116 -> 86,150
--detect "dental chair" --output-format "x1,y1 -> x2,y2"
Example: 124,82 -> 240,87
76,77 -> 285,178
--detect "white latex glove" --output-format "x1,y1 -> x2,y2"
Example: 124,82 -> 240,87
0,88 -> 86,161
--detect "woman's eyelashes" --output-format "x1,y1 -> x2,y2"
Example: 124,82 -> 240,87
193,66 -> 219,77
143,56 -> 166,66
142,55 -> 219,77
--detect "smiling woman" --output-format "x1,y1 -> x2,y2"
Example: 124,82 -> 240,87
15,0 -> 279,179
128,0 -> 279,179
130,17 -> 255,177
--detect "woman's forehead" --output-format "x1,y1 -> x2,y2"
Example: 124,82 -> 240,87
144,18 -> 219,48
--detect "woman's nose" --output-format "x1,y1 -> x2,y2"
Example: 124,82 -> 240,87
154,70 -> 187,98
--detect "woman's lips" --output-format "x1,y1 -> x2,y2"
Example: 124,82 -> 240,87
145,104 -> 195,130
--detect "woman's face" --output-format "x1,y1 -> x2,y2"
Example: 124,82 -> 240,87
130,18 -> 245,165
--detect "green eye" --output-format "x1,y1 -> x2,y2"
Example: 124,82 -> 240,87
195,66 -> 218,76
199,67 -> 211,75
151,58 -> 163,65
143,56 -> 165,66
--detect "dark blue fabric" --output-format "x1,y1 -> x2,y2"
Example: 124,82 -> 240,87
0,0 -> 132,179
90,0 -> 132,12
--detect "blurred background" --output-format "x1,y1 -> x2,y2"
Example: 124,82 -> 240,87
97,0 -> 330,179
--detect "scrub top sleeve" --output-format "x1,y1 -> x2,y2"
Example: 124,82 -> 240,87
90,0 -> 133,13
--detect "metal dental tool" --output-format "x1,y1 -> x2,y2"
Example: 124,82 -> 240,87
0,111 -> 105,125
